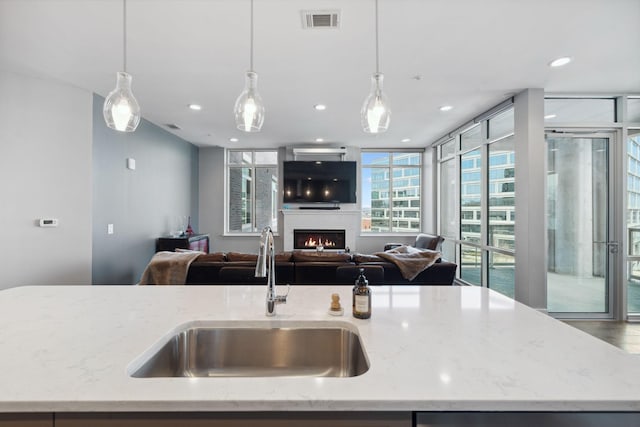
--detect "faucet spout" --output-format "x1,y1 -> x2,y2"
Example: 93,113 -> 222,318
255,226 -> 288,316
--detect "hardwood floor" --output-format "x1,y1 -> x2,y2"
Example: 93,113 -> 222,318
564,321 -> 640,354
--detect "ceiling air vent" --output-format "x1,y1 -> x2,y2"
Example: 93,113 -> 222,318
165,124 -> 181,130
301,10 -> 340,29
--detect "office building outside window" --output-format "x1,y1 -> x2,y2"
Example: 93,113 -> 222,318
628,129 -> 640,314
437,106 -> 516,297
361,151 -> 422,232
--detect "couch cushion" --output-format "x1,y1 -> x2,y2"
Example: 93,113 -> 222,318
219,266 -> 267,284
185,261 -> 226,285
226,252 -> 258,262
292,251 -> 352,263
360,260 -> 455,285
335,265 -> 384,285
275,251 -> 293,262
195,252 -> 226,262
414,234 -> 444,251
353,253 -> 384,263
294,261 -> 355,284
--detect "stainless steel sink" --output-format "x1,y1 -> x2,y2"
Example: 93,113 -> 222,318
129,321 -> 369,378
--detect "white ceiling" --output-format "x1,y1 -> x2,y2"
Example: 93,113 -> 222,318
1,0 -> 638,149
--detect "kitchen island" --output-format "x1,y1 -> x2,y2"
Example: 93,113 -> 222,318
1,285 -> 640,425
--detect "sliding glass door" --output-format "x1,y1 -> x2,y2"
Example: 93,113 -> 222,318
546,134 -> 615,317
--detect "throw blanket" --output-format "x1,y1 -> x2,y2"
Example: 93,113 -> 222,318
139,251 -> 202,285
374,245 -> 441,281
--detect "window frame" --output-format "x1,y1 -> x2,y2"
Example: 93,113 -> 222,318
361,150 -> 423,234
225,149 -> 279,236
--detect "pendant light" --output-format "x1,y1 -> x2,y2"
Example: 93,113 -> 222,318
361,0 -> 390,134
234,0 -> 265,132
103,0 -> 141,132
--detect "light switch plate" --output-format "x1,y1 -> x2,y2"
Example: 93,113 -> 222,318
126,158 -> 136,170
107,224 -> 114,235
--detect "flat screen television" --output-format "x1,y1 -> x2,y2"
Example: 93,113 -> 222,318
283,161 -> 357,204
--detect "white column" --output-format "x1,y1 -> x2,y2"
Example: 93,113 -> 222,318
514,88 -> 547,310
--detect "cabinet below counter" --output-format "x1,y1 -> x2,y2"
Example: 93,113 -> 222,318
53,412 -> 410,427
5,411 -> 640,427
0,414 -> 52,427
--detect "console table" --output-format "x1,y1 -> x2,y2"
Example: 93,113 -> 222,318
155,234 -> 209,253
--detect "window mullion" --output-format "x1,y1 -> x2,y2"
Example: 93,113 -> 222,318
251,165 -> 256,232
481,144 -> 490,288
389,160 -> 394,232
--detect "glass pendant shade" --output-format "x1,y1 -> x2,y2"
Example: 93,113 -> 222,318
103,71 -> 141,132
361,73 -> 391,134
234,71 -> 265,133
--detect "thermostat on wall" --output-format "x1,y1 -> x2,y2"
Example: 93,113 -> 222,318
39,218 -> 59,227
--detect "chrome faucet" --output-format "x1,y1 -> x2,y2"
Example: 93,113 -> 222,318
255,226 -> 289,316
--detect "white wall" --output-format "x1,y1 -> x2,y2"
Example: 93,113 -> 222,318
199,146 -> 424,255
0,71 -> 92,289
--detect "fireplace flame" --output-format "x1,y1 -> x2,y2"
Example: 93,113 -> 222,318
303,237 -> 336,248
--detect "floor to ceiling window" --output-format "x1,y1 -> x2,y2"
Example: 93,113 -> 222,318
627,98 -> 640,317
438,141 -> 457,262
460,142 -> 482,285
437,105 -> 516,297
487,123 -> 515,298
628,126 -> 640,315
436,94 -> 640,319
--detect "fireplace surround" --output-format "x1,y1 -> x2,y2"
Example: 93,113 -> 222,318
281,209 -> 359,252
294,229 -> 346,250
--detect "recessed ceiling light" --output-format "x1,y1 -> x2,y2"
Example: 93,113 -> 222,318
314,104 -> 327,111
229,137 -> 239,142
188,104 -> 202,111
544,114 -> 557,120
401,138 -> 411,143
549,57 -> 572,67
440,105 -> 453,112
315,138 -> 324,142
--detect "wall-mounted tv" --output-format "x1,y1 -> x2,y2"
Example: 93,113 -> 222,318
283,161 -> 357,204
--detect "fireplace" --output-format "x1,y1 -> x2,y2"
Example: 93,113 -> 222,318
294,229 -> 346,250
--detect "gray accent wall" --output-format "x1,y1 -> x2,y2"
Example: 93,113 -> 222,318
0,70 -> 92,290
92,94 -> 199,285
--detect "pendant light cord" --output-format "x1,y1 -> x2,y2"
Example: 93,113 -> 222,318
249,0 -> 254,72
375,0 -> 379,74
123,0 -> 127,72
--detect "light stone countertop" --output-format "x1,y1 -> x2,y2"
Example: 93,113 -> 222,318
1,284 -> 640,413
